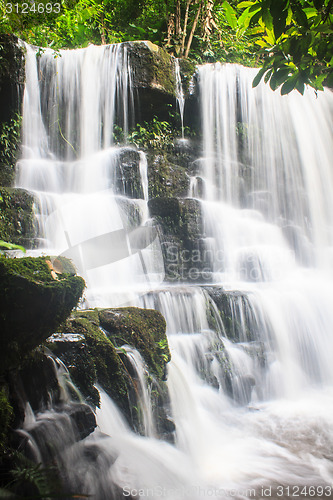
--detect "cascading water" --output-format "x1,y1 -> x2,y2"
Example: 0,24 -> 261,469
174,59 -> 185,139
16,44 -> 333,498
17,43 -> 163,307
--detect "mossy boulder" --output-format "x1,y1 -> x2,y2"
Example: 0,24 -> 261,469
126,41 -> 177,124
0,188 -> 36,247
0,256 -> 85,372
49,309 -> 130,412
99,307 -> 170,381
49,307 -> 171,432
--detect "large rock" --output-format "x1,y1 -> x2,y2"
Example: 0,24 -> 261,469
50,309 -> 129,411
50,307 -> 172,435
0,256 -> 85,372
125,41 -> 197,128
99,307 -> 170,380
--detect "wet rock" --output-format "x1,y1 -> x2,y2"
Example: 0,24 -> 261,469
115,148 -> 144,199
65,402 -> 97,440
0,256 -> 85,372
148,197 -> 210,282
0,35 -> 25,124
126,41 -> 176,124
148,153 -> 190,199
51,309 -> 129,411
99,307 -> 170,381
204,286 -> 256,342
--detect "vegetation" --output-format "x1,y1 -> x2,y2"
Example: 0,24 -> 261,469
224,0 -> 333,93
1,1 -> 331,92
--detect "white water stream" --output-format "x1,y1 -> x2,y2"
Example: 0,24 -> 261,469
16,47 -> 333,498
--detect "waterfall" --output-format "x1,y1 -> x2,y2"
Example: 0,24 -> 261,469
16,45 -> 333,497
174,59 -> 185,139
17,43 -> 164,307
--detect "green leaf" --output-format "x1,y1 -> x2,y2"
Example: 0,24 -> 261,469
281,73 -> 299,94
252,66 -> 267,87
269,67 -> 291,90
264,68 -> 273,83
291,5 -> 309,28
262,8 -> 274,31
238,1 -> 255,7
222,1 -> 238,29
312,23 -> 333,33
238,6 -> 252,28
0,241 -> 26,252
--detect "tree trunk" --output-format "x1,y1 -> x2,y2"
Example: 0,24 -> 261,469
181,0 -> 193,56
202,0 -> 214,42
185,0 -> 204,58
175,0 -> 182,36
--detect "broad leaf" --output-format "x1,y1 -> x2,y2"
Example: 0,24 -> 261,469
222,1 -> 238,29
252,66 -> 267,87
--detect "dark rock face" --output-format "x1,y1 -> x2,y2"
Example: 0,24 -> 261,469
204,286 -> 256,342
51,309 -> 129,411
0,188 -> 36,247
49,307 -> 172,436
0,256 -> 85,372
99,307 -> 170,380
148,153 -> 190,199
0,36 -> 25,187
0,35 -> 25,124
115,147 -> 144,199
126,41 -> 177,124
149,197 -> 212,282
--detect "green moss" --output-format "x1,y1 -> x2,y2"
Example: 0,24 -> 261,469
152,46 -> 176,96
99,307 -> 170,380
0,256 -> 85,372
0,385 -> 13,454
148,153 -> 189,198
53,310 -> 130,411
178,58 -> 196,95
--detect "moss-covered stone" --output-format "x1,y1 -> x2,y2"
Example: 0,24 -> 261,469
0,256 -> 85,372
0,384 -> 13,454
0,188 -> 36,247
148,153 -> 190,199
126,41 -> 177,124
178,58 -> 196,95
51,310 -> 130,412
99,307 -> 170,381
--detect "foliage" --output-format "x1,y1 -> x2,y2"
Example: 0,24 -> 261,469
0,115 -> 21,168
1,0 -> 331,92
0,240 -> 26,252
127,118 -> 175,150
228,0 -> 333,93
